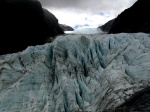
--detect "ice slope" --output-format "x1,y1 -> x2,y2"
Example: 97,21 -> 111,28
65,28 -> 103,34
0,33 -> 150,111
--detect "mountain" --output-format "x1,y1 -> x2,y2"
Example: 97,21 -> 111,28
108,0 -> 150,33
0,33 -> 150,111
0,0 -> 64,55
98,19 -> 115,32
59,24 -> 74,31
1,0 -> 150,111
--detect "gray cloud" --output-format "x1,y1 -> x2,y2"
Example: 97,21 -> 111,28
39,0 -> 137,15
38,0 -> 137,28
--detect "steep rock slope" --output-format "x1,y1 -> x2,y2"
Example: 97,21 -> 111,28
109,0 -> 150,33
59,24 -> 74,31
0,0 -> 64,55
98,19 -> 115,32
112,86 -> 150,112
0,33 -> 150,111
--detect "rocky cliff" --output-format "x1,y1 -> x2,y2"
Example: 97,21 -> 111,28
59,24 -> 74,31
0,0 -> 64,55
98,19 -> 115,32
0,33 -> 150,112
109,0 -> 150,33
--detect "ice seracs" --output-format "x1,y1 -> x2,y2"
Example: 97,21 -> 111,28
0,33 -> 150,111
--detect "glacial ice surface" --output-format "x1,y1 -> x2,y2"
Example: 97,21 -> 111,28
65,28 -> 103,34
0,33 -> 150,111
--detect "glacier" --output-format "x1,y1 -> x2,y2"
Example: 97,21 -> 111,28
0,33 -> 150,111
65,28 -> 103,34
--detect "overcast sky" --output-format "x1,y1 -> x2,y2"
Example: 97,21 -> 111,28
39,0 -> 137,29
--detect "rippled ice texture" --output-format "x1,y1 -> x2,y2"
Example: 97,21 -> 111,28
65,28 -> 104,34
0,33 -> 150,112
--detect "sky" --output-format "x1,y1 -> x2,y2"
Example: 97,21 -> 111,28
39,0 -> 137,29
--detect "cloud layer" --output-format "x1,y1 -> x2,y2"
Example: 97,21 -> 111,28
39,0 -> 137,29
40,0 -> 137,14
47,9 -> 115,29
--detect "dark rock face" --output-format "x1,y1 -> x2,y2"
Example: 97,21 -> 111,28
109,0 -> 150,33
43,9 -> 64,37
109,87 -> 150,112
0,0 -> 64,55
59,24 -> 74,31
98,19 -> 115,32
